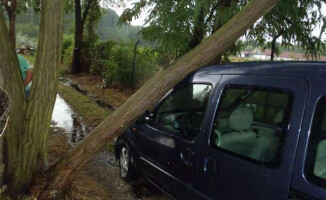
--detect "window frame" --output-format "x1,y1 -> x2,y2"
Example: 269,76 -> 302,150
305,96 -> 326,189
148,82 -> 213,142
209,84 -> 294,168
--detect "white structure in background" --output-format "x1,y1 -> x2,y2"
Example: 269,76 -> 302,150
241,48 -> 326,61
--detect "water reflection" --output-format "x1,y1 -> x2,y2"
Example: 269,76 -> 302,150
51,94 -> 89,143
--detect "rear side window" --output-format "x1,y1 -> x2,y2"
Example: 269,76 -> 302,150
210,85 -> 292,165
306,96 -> 326,188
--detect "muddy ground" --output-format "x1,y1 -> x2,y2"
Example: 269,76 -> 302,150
48,127 -> 170,200
51,78 -> 170,200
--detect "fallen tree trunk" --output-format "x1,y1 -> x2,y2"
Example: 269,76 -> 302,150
40,0 -> 280,198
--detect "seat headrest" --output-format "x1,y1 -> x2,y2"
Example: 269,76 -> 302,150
274,110 -> 284,125
229,107 -> 253,131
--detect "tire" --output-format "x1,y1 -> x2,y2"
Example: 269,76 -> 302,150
118,142 -> 137,182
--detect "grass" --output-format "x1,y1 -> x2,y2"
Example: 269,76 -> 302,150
58,83 -> 111,128
58,83 -> 116,152
67,74 -> 134,108
23,55 -> 36,66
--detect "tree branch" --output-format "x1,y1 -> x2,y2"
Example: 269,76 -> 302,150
3,0 -> 11,13
205,2 -> 219,27
81,0 -> 94,26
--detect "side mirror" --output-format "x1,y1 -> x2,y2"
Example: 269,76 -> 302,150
137,111 -> 154,124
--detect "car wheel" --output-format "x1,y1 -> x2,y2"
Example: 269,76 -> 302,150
119,143 -> 137,182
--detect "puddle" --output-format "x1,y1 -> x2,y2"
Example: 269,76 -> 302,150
51,94 -> 90,143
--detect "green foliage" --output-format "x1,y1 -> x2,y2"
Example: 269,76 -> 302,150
62,34 -> 74,64
12,7 -> 149,46
247,0 -> 326,59
82,40 -> 160,87
62,34 -> 74,54
97,8 -> 151,46
120,0 -> 247,59
16,32 -> 38,47
87,40 -> 116,74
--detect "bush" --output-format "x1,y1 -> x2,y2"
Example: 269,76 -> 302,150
62,34 -> 74,64
16,32 -> 38,48
82,40 -> 161,87
88,40 -> 116,74
62,34 -> 74,54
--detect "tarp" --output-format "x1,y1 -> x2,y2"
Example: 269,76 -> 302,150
0,87 -> 9,136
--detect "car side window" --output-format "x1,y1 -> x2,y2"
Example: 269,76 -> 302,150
305,96 -> 326,188
152,84 -> 212,140
210,85 -> 292,165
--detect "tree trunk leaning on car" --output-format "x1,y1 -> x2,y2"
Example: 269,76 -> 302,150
38,0 -> 281,198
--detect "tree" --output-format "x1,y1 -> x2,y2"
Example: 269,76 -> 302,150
38,0 -> 280,198
1,0 -> 18,48
70,0 -> 99,74
0,0 -> 64,193
0,0 -> 40,49
120,0 -> 246,61
247,0 -> 326,60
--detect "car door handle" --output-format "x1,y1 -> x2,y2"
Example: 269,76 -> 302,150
180,148 -> 195,167
204,157 -> 219,175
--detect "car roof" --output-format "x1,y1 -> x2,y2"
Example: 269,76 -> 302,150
195,61 -> 326,80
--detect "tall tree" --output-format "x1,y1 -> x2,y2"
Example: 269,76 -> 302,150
247,0 -> 326,60
38,0 -> 280,198
70,0 -> 98,74
120,0 -> 245,60
0,0 -> 40,49
2,0 -> 18,49
0,0 -> 64,193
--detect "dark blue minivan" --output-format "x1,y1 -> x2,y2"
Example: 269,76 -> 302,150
115,62 -> 326,199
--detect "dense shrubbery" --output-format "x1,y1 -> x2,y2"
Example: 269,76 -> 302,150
62,34 -> 74,64
63,39 -> 161,88
91,40 -> 161,87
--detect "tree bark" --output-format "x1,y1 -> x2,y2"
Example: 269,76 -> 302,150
71,0 -> 83,74
271,30 -> 283,61
0,0 -> 64,193
0,9 -> 26,194
8,11 -> 17,49
70,0 -> 93,74
39,0 -> 280,198
208,0 -> 229,65
3,0 -> 17,49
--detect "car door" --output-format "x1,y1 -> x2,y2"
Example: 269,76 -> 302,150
134,75 -> 221,200
196,75 -> 308,200
290,78 -> 326,199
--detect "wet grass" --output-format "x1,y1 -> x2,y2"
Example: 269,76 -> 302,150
67,74 -> 134,108
58,83 -> 111,128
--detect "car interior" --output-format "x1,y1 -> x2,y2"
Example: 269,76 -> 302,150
154,84 -> 212,139
212,86 -> 290,163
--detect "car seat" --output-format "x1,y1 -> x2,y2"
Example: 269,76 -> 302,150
314,140 -> 326,178
215,107 -> 256,157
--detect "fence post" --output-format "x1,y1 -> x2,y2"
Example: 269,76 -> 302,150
131,40 -> 140,87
